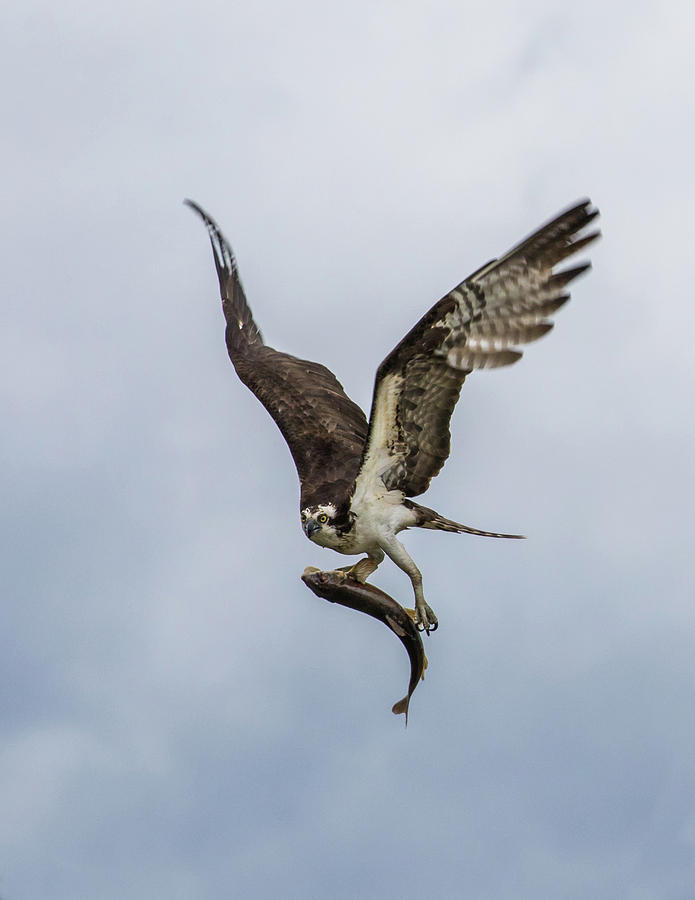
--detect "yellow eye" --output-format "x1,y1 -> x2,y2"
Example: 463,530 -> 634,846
318,514 -> 328,524
301,513 -> 306,523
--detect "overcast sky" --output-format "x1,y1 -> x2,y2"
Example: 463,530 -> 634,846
2,1 -> 694,898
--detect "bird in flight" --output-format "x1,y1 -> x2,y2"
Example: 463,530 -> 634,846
186,199 -> 599,633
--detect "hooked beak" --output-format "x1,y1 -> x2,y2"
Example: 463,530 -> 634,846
306,520 -> 321,538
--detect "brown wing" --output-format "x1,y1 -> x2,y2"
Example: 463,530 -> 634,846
185,200 -> 369,509
355,199 -> 600,499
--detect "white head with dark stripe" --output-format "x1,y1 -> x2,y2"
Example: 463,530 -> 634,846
301,503 -> 343,547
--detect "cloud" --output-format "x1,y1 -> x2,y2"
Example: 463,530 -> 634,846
1,0 -> 694,898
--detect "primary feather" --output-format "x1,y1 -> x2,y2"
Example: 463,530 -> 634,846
187,197 -> 600,633
356,200 -> 599,500
184,199 -> 368,512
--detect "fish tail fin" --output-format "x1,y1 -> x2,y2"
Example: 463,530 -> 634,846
392,696 -> 410,726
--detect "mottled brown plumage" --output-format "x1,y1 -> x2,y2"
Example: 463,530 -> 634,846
184,200 -> 368,513
186,198 -> 599,632
357,200 -> 599,499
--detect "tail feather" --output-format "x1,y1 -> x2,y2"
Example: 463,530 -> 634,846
408,501 -> 525,539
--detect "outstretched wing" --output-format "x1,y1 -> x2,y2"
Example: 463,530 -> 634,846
356,199 -> 600,498
186,201 -> 369,509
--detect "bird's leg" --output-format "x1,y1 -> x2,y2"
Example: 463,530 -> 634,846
379,536 -> 438,634
334,548 -> 384,583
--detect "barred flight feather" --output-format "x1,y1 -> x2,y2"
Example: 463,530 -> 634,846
188,198 -> 598,518
356,199 -> 599,499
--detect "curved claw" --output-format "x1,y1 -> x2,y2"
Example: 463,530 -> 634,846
414,602 -> 438,635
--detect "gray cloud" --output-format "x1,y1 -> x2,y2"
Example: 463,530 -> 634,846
1,0 -> 694,897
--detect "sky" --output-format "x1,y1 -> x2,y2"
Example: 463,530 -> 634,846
2,0 -> 694,897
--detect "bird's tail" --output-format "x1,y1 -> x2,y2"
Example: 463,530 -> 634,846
409,502 -> 525,539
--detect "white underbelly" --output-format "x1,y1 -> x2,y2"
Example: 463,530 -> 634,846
308,491 -> 417,556
346,492 -> 416,552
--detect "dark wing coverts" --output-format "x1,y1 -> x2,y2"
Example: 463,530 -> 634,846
185,200 -> 368,509
360,200 -> 600,497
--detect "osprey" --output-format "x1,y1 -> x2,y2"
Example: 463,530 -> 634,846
186,199 -> 599,632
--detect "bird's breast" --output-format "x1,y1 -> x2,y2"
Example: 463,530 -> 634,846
349,491 -> 416,546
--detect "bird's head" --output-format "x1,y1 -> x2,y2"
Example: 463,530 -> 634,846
301,503 -> 341,546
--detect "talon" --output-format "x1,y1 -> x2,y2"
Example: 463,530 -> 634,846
414,601 -> 438,635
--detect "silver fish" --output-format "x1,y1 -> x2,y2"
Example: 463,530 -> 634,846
301,567 -> 428,724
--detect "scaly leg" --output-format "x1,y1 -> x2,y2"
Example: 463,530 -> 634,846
379,536 -> 438,633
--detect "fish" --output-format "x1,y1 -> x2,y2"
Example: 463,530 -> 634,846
301,566 -> 428,724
